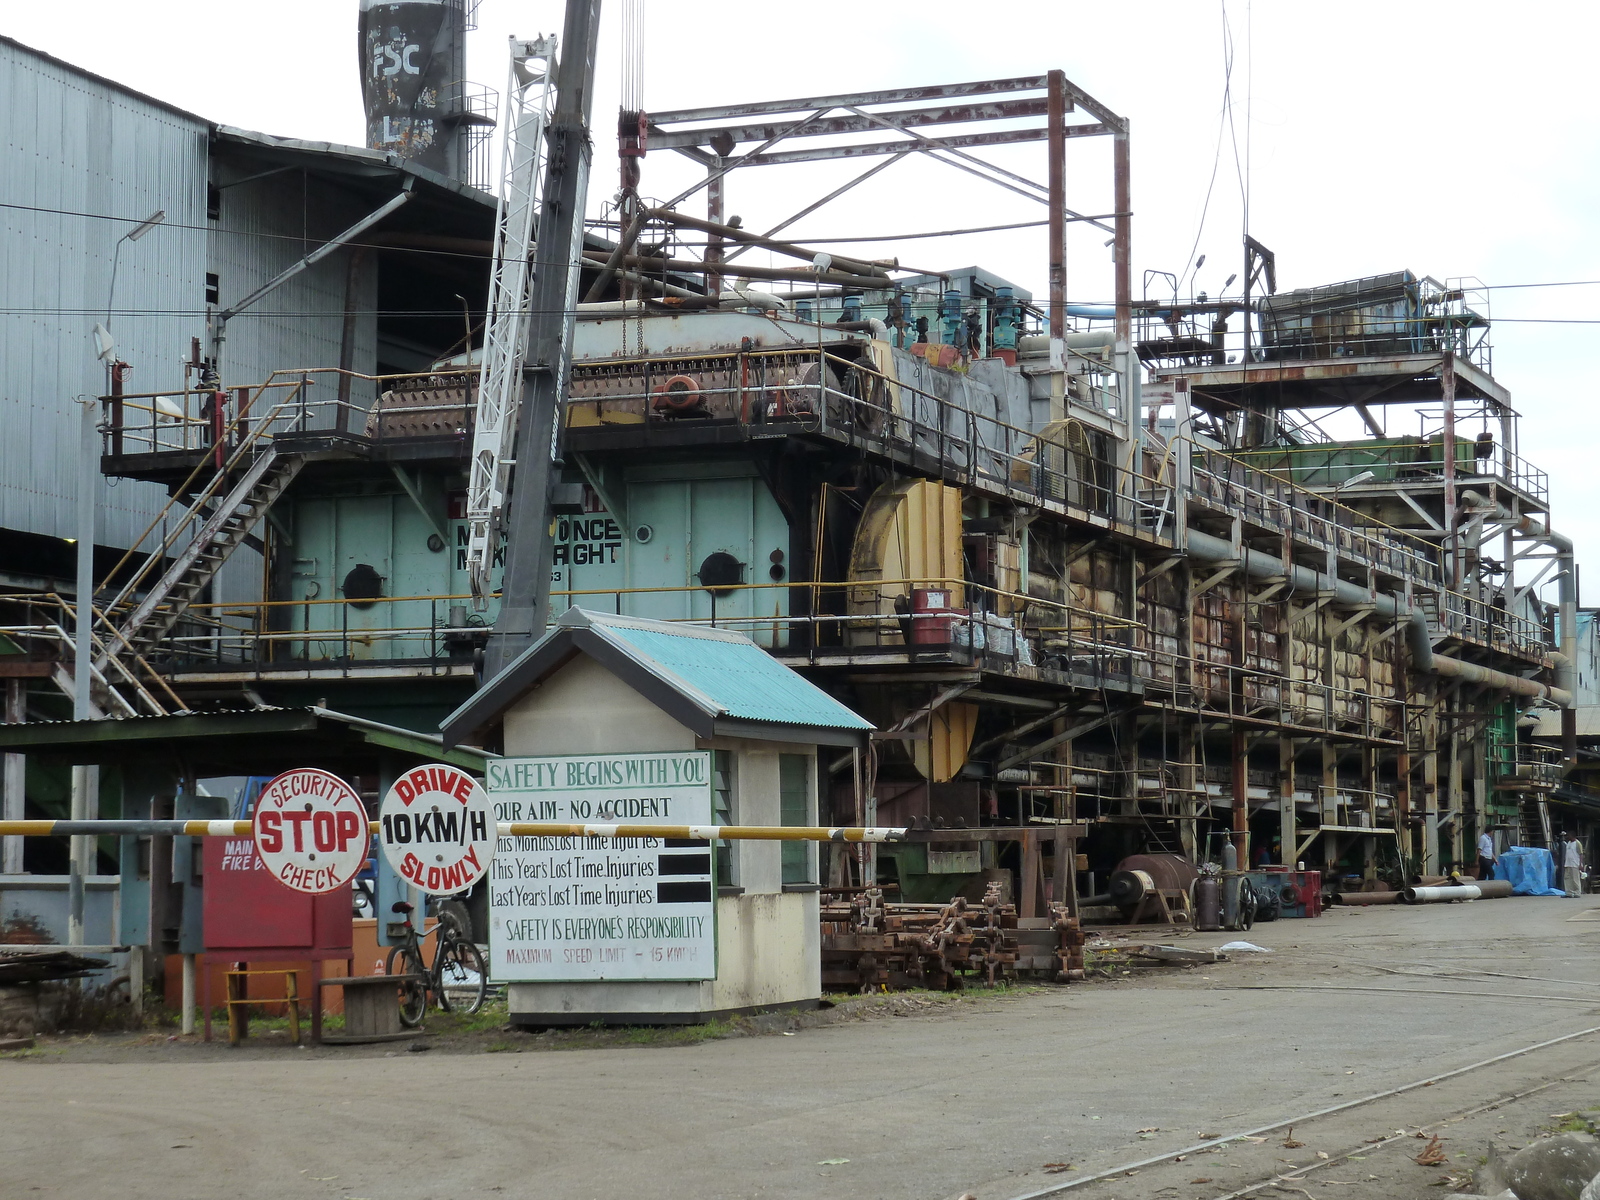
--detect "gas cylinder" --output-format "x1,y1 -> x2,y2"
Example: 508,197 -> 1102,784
1193,874 -> 1222,931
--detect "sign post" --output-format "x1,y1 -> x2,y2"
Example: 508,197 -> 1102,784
485,751 -> 717,983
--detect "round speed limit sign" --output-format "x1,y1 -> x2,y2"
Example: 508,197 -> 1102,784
252,768 -> 370,894
378,763 -> 495,894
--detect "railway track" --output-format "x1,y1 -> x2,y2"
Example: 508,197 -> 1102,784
997,1024 -> 1600,1200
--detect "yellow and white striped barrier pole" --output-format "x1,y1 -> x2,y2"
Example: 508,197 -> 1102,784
0,820 -> 252,837
497,823 -> 907,842
0,820 -> 908,843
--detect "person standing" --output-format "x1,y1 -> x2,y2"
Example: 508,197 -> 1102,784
1478,828 -> 1497,881
1559,831 -> 1585,898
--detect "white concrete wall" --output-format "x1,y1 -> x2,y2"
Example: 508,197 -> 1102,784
507,890 -> 820,1021
502,656 -> 695,755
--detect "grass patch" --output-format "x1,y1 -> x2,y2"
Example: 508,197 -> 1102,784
419,998 -> 510,1036
1550,1114 -> 1597,1135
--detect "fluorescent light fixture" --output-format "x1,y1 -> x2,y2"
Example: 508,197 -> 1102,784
125,210 -> 165,242
1336,470 -> 1377,491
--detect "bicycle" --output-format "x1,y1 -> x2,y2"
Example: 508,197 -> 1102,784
384,900 -> 488,1026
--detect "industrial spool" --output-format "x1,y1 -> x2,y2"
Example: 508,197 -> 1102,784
651,374 -> 705,414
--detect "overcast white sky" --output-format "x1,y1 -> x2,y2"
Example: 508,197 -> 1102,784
8,0 -> 1599,596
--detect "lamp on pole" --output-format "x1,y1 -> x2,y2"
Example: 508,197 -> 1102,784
67,208 -> 164,944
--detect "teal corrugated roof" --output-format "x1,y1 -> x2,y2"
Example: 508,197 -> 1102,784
590,620 -> 872,731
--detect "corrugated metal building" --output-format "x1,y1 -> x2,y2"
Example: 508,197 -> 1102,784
0,35 -> 497,595
0,36 -> 207,568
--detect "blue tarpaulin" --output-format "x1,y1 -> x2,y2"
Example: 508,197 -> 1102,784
1494,847 -> 1566,896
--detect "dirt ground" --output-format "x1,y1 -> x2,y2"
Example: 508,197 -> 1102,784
5,895 -> 1600,1200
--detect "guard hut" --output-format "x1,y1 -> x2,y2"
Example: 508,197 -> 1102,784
442,608 -> 873,1026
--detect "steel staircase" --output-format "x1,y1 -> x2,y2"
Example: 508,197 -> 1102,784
86,382 -> 317,707
100,446 -> 303,664
1519,798 -> 1551,849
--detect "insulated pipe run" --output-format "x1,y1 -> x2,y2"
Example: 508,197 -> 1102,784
832,318 -> 890,338
1461,489 -> 1579,757
1181,528 -> 1572,706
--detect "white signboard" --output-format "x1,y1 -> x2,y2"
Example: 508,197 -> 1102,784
378,762 -> 496,894
485,751 -> 716,982
252,768 -> 369,894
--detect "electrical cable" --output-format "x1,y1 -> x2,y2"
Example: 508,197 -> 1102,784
1178,2 -> 1233,298
9,198 -> 1600,304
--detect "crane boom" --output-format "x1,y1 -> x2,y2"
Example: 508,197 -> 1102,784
480,0 -> 603,677
465,35 -> 559,605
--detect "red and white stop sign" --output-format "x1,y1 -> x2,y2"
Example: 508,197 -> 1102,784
252,768 -> 369,894
378,763 -> 495,894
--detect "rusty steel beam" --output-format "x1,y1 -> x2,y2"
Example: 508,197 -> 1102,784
614,252 -> 890,289
1114,127 -> 1133,347
842,103 -> 1048,198
729,124 -> 1111,169
643,208 -> 888,278
648,97 -> 1052,151
721,154 -> 911,266
1055,79 -> 1127,131
648,76 -> 1057,125
659,107 -> 832,211
1047,71 -> 1066,358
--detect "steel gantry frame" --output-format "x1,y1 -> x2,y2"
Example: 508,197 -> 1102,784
636,73 -> 1132,350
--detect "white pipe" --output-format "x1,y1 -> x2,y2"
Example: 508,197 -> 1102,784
1402,884 -> 1482,903
180,953 -> 195,1036
1019,332 -> 1117,354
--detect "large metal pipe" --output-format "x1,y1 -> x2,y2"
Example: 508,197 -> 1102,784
1331,890 -> 1401,905
1403,883 -> 1486,903
1181,528 -> 1572,706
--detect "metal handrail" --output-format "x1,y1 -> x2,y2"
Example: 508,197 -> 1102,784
1228,437 -> 1549,507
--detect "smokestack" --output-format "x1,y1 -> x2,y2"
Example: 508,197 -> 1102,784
358,0 -> 481,182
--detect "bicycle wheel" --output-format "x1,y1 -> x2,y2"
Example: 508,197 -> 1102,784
437,937 -> 488,1016
385,945 -> 428,1028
